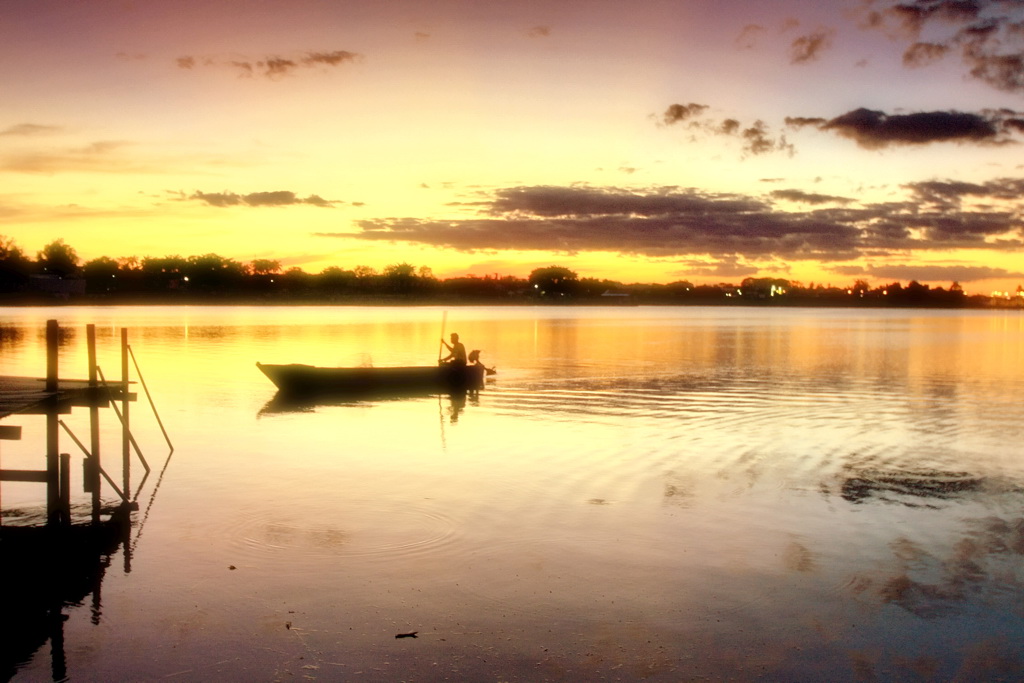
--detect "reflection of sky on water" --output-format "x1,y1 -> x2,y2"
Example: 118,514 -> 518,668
1,306 -> 1023,680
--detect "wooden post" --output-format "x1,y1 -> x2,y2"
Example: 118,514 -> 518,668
87,324 -> 101,523
49,604 -> 67,682
59,452 -> 71,524
46,319 -> 58,393
46,320 -> 59,524
121,328 -> 130,496
46,451 -> 59,524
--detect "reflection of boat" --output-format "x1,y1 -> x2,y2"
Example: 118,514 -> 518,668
258,386 -> 477,416
256,362 -> 489,396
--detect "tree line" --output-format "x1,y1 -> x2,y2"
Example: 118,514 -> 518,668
0,236 -> 1014,308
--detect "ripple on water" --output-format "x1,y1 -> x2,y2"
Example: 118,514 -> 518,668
221,501 -> 459,571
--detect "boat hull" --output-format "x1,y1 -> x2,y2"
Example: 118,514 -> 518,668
256,362 -> 486,396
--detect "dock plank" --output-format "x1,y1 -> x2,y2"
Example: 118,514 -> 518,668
0,376 -> 134,419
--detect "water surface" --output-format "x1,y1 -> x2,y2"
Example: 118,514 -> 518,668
2,305 -> 1023,681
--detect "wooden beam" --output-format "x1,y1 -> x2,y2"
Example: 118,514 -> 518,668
0,469 -> 48,483
0,425 -> 22,440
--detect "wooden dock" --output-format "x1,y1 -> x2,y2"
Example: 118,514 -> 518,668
1,320 -> 142,526
0,376 -> 133,420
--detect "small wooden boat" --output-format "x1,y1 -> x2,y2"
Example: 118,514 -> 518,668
256,361 -> 489,396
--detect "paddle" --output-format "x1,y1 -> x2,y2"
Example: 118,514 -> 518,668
437,310 -> 448,363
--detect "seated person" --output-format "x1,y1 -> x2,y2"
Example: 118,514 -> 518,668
440,332 -> 467,366
468,349 -> 495,374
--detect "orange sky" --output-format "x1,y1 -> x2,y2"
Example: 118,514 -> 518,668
1,0 -> 1023,294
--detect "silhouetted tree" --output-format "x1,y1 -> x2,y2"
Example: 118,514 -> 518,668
0,234 -> 31,293
281,266 -> 313,295
384,262 -> 417,293
37,239 -> 80,278
250,259 -> 281,276
84,256 -> 121,293
141,256 -> 187,293
529,266 -> 579,297
319,266 -> 356,295
185,254 -> 246,293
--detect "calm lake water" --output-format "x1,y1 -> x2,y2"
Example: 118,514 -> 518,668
1,305 -> 1023,681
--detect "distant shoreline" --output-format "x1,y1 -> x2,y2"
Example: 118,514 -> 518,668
1,293 -> 1019,310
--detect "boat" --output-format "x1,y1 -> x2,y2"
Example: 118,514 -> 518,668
256,361 -> 489,396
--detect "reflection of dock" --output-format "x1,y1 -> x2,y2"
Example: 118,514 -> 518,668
0,319 -> 173,680
1,508 -> 131,681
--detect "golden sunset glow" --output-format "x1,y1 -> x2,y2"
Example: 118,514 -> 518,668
2,0 -> 1024,294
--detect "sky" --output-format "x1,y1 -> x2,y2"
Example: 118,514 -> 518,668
2,0 -> 1023,294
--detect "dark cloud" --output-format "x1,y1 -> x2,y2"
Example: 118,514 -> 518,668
789,29 -> 835,63
905,177 -> 1024,207
0,123 -> 62,137
862,1 -> 1024,92
264,57 -> 297,78
176,50 -> 361,79
190,191 -> 337,208
305,50 -> 359,66
833,263 -> 1024,283
770,189 -> 854,205
321,182 -> 1024,263
662,103 -> 708,125
788,107 -> 1022,148
742,121 -> 795,156
661,105 -> 794,157
527,26 -> 551,38
903,41 -> 951,66
784,116 -> 827,128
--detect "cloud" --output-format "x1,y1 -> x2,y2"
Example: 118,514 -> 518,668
661,104 -> 794,157
176,50 -> 361,79
190,191 -> 338,208
787,107 -> 1023,148
905,177 -> 1024,208
832,263 -> 1024,283
324,182 -> 1024,263
0,140 -> 138,173
861,1 -> 1024,93
0,123 -> 62,137
903,41 -> 951,67
789,28 -> 835,63
736,24 -> 765,49
673,256 -> 760,278
527,26 -> 551,38
662,103 -> 708,125
770,189 -> 854,205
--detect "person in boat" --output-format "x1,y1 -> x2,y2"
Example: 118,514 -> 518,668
468,349 -> 495,375
440,332 -> 467,366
